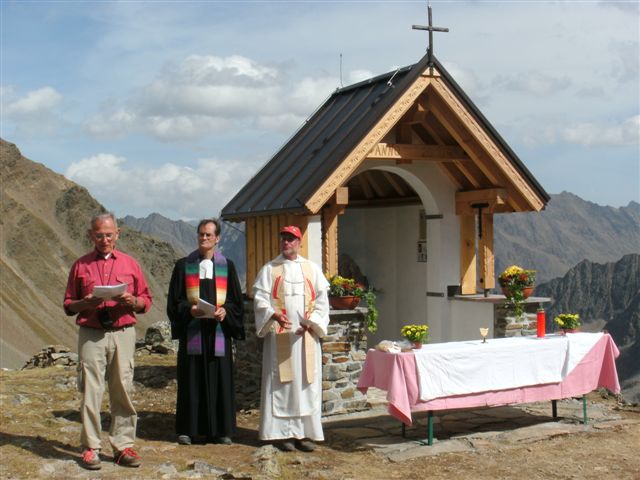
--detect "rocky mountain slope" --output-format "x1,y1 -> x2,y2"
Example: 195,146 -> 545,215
536,254 -> 640,403
0,139 -> 179,369
495,192 -> 640,283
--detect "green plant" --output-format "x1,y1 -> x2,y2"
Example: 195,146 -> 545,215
327,275 -> 378,333
328,275 -> 364,297
400,324 -> 429,343
361,289 -> 378,333
498,265 -> 536,318
554,313 -> 581,330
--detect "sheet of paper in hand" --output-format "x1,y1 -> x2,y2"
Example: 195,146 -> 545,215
196,298 -> 217,318
92,283 -> 128,299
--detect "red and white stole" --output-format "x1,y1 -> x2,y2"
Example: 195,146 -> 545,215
271,261 -> 316,384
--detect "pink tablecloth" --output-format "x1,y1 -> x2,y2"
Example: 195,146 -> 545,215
357,334 -> 620,425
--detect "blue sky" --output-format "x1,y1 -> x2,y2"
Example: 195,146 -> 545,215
2,1 -> 638,220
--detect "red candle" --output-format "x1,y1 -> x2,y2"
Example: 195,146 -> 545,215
537,308 -> 546,337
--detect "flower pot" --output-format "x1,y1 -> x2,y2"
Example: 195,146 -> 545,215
412,341 -> 423,350
501,286 -> 534,299
329,295 -> 361,310
561,328 -> 580,334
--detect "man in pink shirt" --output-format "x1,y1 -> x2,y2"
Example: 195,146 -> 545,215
64,212 -> 152,470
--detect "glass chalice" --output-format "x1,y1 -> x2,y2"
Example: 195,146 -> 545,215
479,327 -> 489,343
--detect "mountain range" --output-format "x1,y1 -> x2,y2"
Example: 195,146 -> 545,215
0,139 -> 179,369
536,254 -> 640,402
1,137 -> 639,402
494,192 -> 639,283
121,213 -> 246,287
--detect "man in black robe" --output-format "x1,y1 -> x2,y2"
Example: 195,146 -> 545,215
167,218 -> 245,445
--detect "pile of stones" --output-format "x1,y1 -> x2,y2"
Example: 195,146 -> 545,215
22,345 -> 78,369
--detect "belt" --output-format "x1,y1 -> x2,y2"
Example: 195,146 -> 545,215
103,324 -> 134,332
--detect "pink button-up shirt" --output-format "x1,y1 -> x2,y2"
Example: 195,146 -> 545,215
64,249 -> 152,329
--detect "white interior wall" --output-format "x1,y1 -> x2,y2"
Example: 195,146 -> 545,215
337,161 -> 494,344
304,161 -> 497,344
340,205 -> 426,344
306,215 -> 322,266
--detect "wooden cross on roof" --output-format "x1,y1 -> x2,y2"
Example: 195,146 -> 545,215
412,3 -> 449,66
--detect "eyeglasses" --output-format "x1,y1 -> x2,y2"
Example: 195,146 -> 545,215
93,233 -> 116,240
280,235 -> 299,243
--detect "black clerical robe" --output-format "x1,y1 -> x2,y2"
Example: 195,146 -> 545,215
167,255 -> 245,440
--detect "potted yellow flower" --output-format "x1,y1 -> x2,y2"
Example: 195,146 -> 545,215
554,313 -> 581,334
401,324 -> 429,349
498,265 -> 536,318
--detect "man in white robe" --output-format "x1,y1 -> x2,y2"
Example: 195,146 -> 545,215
253,225 -> 330,452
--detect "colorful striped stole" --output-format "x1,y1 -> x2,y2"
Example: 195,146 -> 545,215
185,250 -> 228,356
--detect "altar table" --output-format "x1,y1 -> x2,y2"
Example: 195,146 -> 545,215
357,333 -> 620,443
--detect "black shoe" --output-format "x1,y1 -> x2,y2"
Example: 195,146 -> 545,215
276,440 -> 295,452
215,436 -> 232,445
177,435 -> 191,445
295,439 -> 316,452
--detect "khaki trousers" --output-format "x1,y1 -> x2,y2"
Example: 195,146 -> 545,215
77,326 -> 137,451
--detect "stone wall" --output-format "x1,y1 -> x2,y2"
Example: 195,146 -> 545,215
320,309 -> 369,415
236,300 -> 370,416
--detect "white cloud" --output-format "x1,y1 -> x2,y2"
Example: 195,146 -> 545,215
84,108 -> 137,138
493,72 -> 572,96
5,87 -> 62,115
65,152 -> 258,219
560,115 -> 640,147
85,54 -> 339,142
65,153 -> 128,183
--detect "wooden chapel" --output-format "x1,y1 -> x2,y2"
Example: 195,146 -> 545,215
221,43 -> 549,342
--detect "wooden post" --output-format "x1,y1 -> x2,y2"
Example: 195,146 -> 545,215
478,213 -> 495,290
459,214 -> 476,294
322,205 -> 339,277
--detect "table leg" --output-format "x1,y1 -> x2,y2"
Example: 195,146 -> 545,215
552,399 -> 557,420
427,411 -> 433,446
582,395 -> 588,425
401,422 -> 406,438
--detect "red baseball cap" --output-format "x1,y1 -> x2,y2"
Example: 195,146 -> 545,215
280,225 -> 302,240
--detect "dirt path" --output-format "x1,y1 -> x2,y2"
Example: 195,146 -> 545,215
1,354 -> 638,479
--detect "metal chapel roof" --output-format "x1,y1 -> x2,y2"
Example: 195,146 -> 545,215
221,52 -> 549,220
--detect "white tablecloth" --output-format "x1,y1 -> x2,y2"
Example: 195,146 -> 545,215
414,332 -> 603,402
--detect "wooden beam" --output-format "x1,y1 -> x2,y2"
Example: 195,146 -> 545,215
335,186 -> 349,205
396,123 -> 413,144
455,188 -> 508,215
364,171 -> 385,197
460,214 -> 477,295
479,213 -> 495,290
306,74 -> 434,213
365,143 -> 468,162
322,205 -> 339,277
453,160 -> 487,188
349,196 -> 422,208
382,171 -> 407,196
357,174 -> 374,199
428,79 -> 545,211
437,162 -> 466,190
